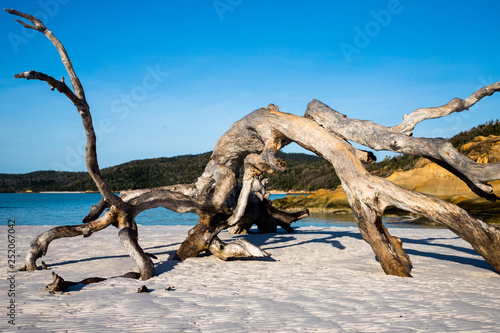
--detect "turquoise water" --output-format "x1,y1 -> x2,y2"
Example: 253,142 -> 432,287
0,193 -> 431,228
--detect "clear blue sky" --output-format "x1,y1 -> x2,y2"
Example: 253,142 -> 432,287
1,1 -> 499,173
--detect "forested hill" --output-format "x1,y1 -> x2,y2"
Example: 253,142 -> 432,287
2,120 -> 499,193
0,152 -> 325,192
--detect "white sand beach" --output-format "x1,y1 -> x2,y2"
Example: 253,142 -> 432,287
3,225 -> 500,332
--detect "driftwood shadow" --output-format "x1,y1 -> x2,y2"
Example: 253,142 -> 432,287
228,228 -> 361,251
231,228 -> 497,273
399,236 -> 497,273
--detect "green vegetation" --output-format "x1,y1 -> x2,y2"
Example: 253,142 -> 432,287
0,153 -> 212,193
1,120 -> 498,193
0,152 -> 328,193
0,171 -> 86,193
451,120 -> 500,148
65,153 -> 213,192
268,152 -> 338,192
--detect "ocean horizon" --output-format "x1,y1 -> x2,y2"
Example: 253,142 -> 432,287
0,192 -> 443,229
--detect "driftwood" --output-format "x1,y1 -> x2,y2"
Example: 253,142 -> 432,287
7,9 -> 500,280
45,271 -> 141,293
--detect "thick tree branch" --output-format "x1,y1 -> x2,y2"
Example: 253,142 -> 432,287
118,228 -> 154,280
258,108 -> 500,275
83,198 -> 109,223
18,209 -> 119,271
305,99 -> 500,201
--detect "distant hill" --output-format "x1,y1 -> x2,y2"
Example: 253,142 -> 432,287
1,120 -> 498,193
0,152 -> 324,193
0,171 -> 87,193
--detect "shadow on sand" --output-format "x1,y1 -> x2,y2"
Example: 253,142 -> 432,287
223,227 -> 497,273
43,226 -> 497,277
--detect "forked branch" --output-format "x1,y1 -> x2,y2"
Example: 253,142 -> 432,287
305,99 -> 500,201
5,8 -> 85,99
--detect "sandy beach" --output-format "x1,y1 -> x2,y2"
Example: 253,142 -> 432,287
3,225 -> 500,332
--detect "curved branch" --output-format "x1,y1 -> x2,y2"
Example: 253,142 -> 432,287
5,9 -> 85,99
18,212 -> 117,271
18,224 -> 92,271
305,99 -> 500,201
14,71 -> 81,106
6,9 -> 126,209
258,108 -> 500,275
118,228 -> 154,280
83,198 -> 109,223
389,80 -> 500,134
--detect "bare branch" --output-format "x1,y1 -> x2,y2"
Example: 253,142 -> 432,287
6,9 -> 126,209
305,99 -> 500,201
5,9 -> 45,31
257,108 -> 500,275
14,71 -> 82,107
18,209 -> 120,271
118,228 -> 154,280
390,80 -> 500,133
83,198 -> 109,223
18,224 -> 92,271
5,8 -> 85,99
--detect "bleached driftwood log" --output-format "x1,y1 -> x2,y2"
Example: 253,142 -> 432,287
7,9 -> 500,279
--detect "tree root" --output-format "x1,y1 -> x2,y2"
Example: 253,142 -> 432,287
18,224 -> 92,271
45,271 -> 143,292
118,227 -> 154,280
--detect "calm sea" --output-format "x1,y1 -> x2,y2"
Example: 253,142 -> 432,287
0,193 -> 433,228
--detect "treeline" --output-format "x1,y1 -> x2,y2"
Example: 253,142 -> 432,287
1,120 -> 498,193
0,153 -> 212,193
65,153 -> 213,191
0,171 -> 86,192
0,152 -> 325,192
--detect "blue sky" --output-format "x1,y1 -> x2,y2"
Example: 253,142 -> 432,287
1,1 -> 499,173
